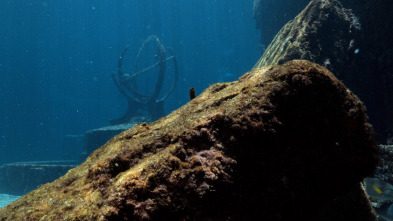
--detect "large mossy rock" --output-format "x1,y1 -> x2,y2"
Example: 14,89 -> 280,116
0,60 -> 378,220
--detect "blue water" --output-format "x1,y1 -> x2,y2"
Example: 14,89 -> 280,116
0,194 -> 20,208
0,0 -> 260,165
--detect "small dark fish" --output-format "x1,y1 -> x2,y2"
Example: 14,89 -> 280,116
189,87 -> 196,100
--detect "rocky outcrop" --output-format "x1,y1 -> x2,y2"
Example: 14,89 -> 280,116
253,0 -> 371,45
0,60 -> 378,220
253,0 -> 393,142
374,145 -> 393,183
253,0 -> 361,77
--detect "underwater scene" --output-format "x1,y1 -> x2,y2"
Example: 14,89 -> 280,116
0,0 -> 392,220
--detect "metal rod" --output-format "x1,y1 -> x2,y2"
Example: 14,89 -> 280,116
120,55 -> 175,83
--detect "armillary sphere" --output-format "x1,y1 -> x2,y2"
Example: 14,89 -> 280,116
111,35 -> 178,125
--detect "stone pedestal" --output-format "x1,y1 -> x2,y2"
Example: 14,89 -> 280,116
82,123 -> 136,161
0,161 -> 77,196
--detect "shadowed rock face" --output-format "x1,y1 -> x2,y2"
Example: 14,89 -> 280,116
0,60 -> 378,220
253,0 -> 393,142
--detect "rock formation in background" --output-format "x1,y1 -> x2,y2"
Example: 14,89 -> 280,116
253,0 -> 370,46
253,0 -> 361,76
0,60 -> 379,220
253,0 -> 393,142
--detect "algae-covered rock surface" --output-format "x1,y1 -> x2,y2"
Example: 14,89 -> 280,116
0,60 -> 378,220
